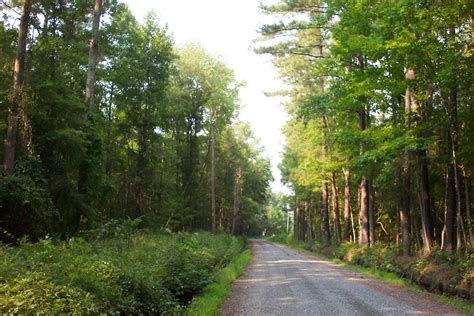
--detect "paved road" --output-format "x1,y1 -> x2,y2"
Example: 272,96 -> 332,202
221,240 -> 464,316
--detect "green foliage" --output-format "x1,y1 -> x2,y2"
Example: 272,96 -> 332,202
187,249 -> 251,316
0,271 -> 97,314
335,242 -> 401,274
0,232 -> 245,314
0,1 -> 272,240
260,0 -> 473,258
0,157 -> 55,241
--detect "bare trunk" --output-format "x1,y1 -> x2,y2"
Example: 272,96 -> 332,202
418,150 -> 434,253
401,87 -> 412,256
306,201 -> 312,242
443,162 -> 456,253
350,206 -> 356,242
331,172 -> 342,242
357,106 -> 369,245
294,206 -> 300,240
343,168 -> 352,241
210,123 -> 216,234
299,202 -> 305,240
359,176 -> 370,245
368,179 -> 375,246
4,0 -> 32,176
321,181 -> 331,243
446,28 -> 464,250
85,0 -> 102,117
231,168 -> 241,235
413,215 -> 422,251
396,204 -> 401,246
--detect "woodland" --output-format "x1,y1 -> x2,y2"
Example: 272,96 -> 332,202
257,0 -> 473,300
0,0 -> 273,312
0,0 -> 273,241
0,0 -> 473,312
258,0 -> 473,254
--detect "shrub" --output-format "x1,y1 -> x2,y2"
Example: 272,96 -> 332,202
0,231 -> 245,314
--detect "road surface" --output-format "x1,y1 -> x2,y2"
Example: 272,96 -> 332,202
221,240 -> 464,315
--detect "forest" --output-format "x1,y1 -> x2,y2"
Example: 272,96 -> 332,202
0,0 -> 273,241
1,0 -> 473,313
0,0 -> 275,312
258,0 -> 473,254
257,0 -> 473,300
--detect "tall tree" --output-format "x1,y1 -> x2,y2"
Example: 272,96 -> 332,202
85,0 -> 102,116
210,121 -> 216,234
3,0 -> 32,176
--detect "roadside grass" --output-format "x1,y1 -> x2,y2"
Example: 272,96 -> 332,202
266,237 -> 474,315
186,249 -> 251,316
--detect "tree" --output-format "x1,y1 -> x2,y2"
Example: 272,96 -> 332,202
3,0 -> 32,176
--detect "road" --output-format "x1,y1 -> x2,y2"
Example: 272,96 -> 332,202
221,240 -> 464,316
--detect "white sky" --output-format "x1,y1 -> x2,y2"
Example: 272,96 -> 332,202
124,0 -> 289,193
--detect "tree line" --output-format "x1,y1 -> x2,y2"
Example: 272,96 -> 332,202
0,0 -> 272,242
258,0 -> 473,255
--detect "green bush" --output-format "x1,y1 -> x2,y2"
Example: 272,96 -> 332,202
0,231 -> 245,314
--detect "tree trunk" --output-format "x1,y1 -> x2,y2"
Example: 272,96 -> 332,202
306,201 -> 312,242
294,206 -> 299,240
350,207 -> 356,242
446,28 -> 465,251
418,150 -> 434,253
76,0 -> 103,232
413,215 -> 422,251
299,202 -> 305,240
3,0 -> 32,176
342,168 -> 352,241
359,176 -> 370,245
231,168 -> 241,235
401,88 -> 412,256
85,0 -> 102,117
210,122 -> 216,234
357,105 -> 370,245
331,172 -> 342,242
368,179 -> 375,246
321,180 -> 331,243
443,161 -> 456,253
396,204 -> 401,246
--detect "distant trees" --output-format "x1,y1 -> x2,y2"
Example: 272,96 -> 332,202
259,0 -> 473,254
0,1 -> 272,241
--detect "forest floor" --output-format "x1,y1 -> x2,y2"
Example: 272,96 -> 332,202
220,240 -> 466,315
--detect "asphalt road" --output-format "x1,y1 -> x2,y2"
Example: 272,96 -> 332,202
221,240 -> 464,316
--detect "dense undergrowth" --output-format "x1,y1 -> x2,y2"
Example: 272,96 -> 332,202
187,249 -> 251,316
0,228 -> 245,314
269,235 -> 474,302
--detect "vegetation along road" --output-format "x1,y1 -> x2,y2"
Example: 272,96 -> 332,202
221,240 -> 463,316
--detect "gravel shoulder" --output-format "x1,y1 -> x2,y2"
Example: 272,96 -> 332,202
220,240 -> 466,316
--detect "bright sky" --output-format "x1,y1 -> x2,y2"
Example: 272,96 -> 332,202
124,0 -> 289,193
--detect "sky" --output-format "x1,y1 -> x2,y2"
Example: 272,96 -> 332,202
124,0 -> 290,193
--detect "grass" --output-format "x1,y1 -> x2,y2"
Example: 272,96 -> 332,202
269,238 -> 474,315
186,248 -> 252,316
